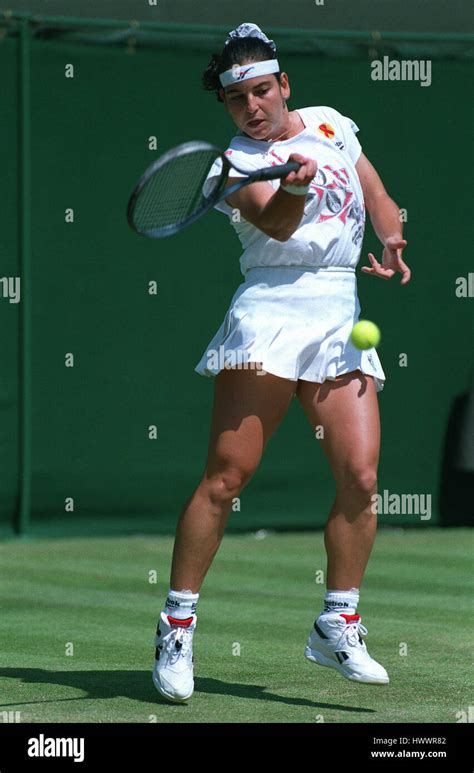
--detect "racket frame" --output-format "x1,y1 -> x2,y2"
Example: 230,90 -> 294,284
127,140 -> 301,238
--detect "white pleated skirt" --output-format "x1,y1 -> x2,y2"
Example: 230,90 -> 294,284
194,266 -> 386,392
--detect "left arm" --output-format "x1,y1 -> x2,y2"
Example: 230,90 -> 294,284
355,152 -> 411,285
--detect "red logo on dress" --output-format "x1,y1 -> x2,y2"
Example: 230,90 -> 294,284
318,123 -> 335,139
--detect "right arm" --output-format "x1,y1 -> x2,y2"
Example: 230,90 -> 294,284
223,153 -> 317,242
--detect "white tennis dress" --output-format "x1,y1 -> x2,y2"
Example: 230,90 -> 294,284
194,105 -> 386,392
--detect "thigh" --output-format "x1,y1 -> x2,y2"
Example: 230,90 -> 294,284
295,369 -> 381,483
203,364 -> 297,482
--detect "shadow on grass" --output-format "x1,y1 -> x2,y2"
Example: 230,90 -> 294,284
0,668 -> 376,715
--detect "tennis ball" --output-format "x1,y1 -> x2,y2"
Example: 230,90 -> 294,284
351,320 -> 381,350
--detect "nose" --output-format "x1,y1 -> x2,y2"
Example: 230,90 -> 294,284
245,93 -> 259,113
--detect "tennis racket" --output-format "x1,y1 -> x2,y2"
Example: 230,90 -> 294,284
126,140 -> 302,238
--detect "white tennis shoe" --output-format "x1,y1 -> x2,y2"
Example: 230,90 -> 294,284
304,612 -> 389,684
152,611 -> 197,702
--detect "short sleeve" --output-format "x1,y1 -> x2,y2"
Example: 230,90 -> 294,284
201,155 -> 223,198
224,146 -> 262,176
201,156 -> 229,215
202,145 -> 262,216
339,113 -> 362,165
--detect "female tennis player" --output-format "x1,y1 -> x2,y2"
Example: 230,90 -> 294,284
153,22 -> 411,703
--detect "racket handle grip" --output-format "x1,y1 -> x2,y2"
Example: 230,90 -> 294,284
255,161 -> 301,181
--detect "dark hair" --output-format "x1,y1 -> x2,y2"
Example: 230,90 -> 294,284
202,36 -> 281,103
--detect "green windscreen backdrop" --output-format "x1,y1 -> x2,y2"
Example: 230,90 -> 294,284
0,22 -> 473,535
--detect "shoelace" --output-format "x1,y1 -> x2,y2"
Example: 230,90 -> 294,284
337,620 -> 368,651
163,624 -> 194,665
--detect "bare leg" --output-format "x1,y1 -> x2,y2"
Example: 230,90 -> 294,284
170,365 -> 297,592
295,370 -> 381,589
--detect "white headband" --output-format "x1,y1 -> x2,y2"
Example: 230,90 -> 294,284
219,22 -> 278,88
219,59 -> 280,87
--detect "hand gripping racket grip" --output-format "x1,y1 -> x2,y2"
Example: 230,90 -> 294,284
252,161 -> 302,181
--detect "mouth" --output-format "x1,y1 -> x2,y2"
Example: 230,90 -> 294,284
247,119 -> 264,128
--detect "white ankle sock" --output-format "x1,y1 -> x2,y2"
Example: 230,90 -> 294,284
321,587 -> 360,615
164,588 -> 199,619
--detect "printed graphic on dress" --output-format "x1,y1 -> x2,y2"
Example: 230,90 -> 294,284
266,150 -> 365,246
306,165 -> 365,245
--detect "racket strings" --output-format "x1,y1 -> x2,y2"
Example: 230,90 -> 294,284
132,150 -> 224,233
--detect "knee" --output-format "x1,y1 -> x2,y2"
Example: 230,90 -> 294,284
204,464 -> 256,503
335,466 -> 378,497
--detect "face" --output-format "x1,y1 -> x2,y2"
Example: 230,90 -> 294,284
219,70 -> 290,141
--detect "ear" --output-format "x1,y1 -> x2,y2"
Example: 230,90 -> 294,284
279,72 -> 290,100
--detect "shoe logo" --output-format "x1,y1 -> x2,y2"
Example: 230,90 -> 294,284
165,599 -> 181,608
313,621 -> 329,639
324,601 -> 351,611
